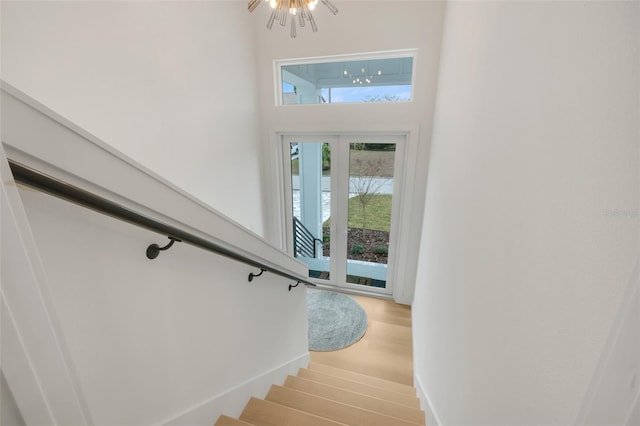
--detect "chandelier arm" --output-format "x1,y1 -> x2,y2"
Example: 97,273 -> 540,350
280,11 -> 287,26
252,0 -> 332,34
299,0 -> 317,32
267,8 -> 278,29
280,0 -> 288,26
291,14 -> 297,38
308,9 -> 318,32
298,9 -> 306,27
248,0 -> 261,13
320,0 -> 338,15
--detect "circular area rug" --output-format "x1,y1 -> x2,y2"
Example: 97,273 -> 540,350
307,290 -> 368,351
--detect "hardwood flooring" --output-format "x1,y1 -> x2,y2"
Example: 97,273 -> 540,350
215,294 -> 421,426
309,294 -> 414,386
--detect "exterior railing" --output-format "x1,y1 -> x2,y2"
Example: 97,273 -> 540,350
293,217 -> 323,259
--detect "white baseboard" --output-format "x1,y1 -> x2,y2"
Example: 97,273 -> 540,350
415,373 -> 443,426
160,353 -> 310,426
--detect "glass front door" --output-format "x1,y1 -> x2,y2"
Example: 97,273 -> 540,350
345,141 -> 396,288
283,135 -> 403,295
287,139 -> 333,281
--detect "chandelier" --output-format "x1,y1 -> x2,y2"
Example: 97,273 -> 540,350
248,0 -> 338,38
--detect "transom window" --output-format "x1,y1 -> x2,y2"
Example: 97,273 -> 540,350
276,50 -> 416,105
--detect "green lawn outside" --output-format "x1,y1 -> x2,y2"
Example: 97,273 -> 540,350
323,194 -> 392,232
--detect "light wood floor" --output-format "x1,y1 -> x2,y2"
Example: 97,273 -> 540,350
310,294 -> 414,386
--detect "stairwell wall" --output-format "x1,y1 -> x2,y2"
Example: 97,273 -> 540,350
19,187 -> 309,426
1,89 -> 311,425
0,0 -> 265,234
413,1 -> 639,425
0,2 -> 311,425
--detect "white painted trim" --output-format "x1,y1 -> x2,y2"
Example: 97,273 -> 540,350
273,58 -> 284,107
262,129 -> 288,249
273,49 -> 419,107
1,295 -> 55,426
1,144 -> 92,425
1,82 -> 307,280
574,259 -> 640,424
276,48 -> 418,67
311,282 -> 393,300
414,373 -> 442,426
278,132 -> 410,299
268,123 -> 421,305
160,353 -> 310,426
391,123 -> 421,305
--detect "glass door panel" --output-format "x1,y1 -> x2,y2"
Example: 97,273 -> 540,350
345,142 -> 396,288
284,134 -> 403,295
288,140 -> 332,280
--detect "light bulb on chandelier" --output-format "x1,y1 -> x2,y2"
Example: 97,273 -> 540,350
248,0 -> 338,38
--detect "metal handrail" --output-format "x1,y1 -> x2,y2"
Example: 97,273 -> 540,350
293,217 -> 322,258
8,160 -> 316,289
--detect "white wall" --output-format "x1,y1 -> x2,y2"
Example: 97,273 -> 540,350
1,1 -> 265,233
253,1 -> 446,304
15,186 -> 309,426
1,87 -> 310,426
413,1 -> 639,425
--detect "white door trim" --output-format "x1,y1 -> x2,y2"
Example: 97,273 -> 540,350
280,132 -> 406,298
268,123 -> 421,305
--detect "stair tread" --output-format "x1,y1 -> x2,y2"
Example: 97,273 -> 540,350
308,362 -> 417,395
239,397 -> 346,426
215,415 -> 254,426
284,375 -> 425,425
266,385 -> 421,426
297,368 -> 420,409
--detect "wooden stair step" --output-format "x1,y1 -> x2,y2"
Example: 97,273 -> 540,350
283,375 -> 425,425
308,362 -> 417,396
239,397 -> 345,426
215,415 -> 254,426
266,385 -> 421,426
297,368 -> 420,409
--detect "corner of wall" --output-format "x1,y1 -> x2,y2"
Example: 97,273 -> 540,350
414,373 -> 441,426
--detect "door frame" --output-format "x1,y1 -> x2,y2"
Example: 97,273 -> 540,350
281,133 -> 406,297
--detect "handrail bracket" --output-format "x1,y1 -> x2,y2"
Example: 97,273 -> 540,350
248,268 -> 266,282
146,236 -> 181,259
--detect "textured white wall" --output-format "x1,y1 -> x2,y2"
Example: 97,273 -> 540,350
413,1 -> 639,425
1,1 -> 264,233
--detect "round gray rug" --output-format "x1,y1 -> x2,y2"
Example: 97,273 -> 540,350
307,290 -> 368,351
